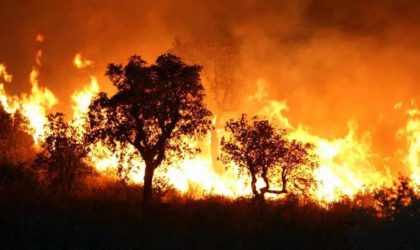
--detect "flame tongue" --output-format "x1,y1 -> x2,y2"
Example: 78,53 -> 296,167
0,48 -> 57,143
401,105 -> 420,185
26,66 -> 58,142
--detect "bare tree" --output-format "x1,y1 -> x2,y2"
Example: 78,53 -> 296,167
87,54 -> 212,206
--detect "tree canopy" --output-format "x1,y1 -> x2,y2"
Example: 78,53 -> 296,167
87,54 -> 212,205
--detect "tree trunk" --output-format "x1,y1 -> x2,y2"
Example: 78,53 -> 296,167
250,173 -> 258,197
260,169 -> 270,200
143,162 -> 155,208
281,176 -> 287,193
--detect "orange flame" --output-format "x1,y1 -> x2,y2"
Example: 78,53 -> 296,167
398,101 -> 420,186
0,51 -> 57,143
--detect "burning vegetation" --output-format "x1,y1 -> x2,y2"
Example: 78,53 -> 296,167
1,1 -> 420,248
0,46 -> 418,205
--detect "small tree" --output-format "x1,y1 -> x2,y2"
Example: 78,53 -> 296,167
34,113 -> 91,193
221,114 -> 286,200
221,114 -> 317,200
87,54 -> 212,206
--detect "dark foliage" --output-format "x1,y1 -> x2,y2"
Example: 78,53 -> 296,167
0,183 -> 418,250
34,113 -> 92,194
87,54 -> 212,205
0,162 -> 38,189
346,177 -> 420,249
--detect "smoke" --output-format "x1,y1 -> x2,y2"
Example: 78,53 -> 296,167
1,0 -> 420,163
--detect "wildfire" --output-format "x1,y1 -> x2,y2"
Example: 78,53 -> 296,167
0,48 -> 418,203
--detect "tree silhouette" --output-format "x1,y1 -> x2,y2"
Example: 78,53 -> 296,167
87,54 -> 212,206
221,114 -> 317,200
221,114 -> 286,200
34,113 -> 91,193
